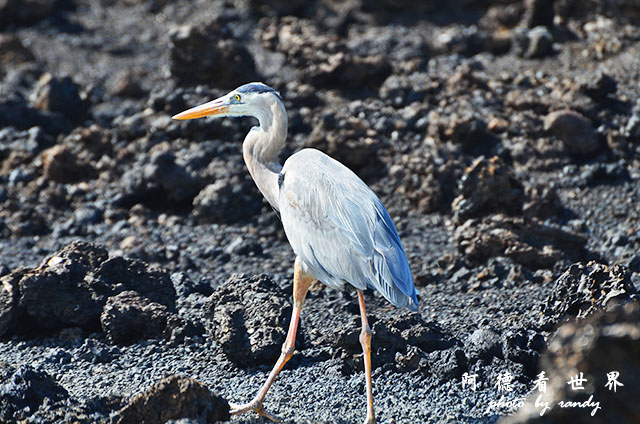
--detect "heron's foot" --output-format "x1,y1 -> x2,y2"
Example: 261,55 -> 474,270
229,400 -> 280,422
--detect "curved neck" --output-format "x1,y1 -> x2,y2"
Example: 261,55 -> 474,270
242,96 -> 287,210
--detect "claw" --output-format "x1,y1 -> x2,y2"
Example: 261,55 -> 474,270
230,400 -> 280,422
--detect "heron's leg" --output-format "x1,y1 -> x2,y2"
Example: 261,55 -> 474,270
229,256 -> 314,422
357,290 -> 377,424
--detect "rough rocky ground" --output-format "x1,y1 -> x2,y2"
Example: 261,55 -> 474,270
1,0 -> 640,423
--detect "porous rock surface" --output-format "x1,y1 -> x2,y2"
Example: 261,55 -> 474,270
1,1 -> 640,423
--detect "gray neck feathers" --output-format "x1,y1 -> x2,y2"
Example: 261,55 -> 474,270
242,94 -> 287,210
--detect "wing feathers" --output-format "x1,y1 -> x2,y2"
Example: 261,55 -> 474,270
279,149 -> 418,310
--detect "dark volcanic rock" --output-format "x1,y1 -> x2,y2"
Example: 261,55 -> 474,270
0,88 -> 67,135
86,256 -> 176,310
101,291 -> 171,344
540,262 -> 637,328
577,71 -> 618,102
523,183 -> 562,220
30,73 -> 87,124
501,301 -> 640,424
0,35 -> 35,67
451,156 -> 524,223
466,328 -> 503,363
41,145 -> 97,183
207,274 -> 294,367
543,109 -> 600,156
427,347 -> 467,380
502,329 -> 543,377
0,0 -> 59,28
261,18 -> 391,91
169,19 -> 257,88
0,241 -> 176,337
192,180 -> 262,225
119,148 -> 203,210
2,242 -> 109,334
116,375 -> 229,424
0,363 -> 68,422
455,214 -> 587,269
0,277 -> 16,337
370,313 -> 455,368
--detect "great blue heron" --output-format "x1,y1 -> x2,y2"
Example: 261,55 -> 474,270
173,82 -> 418,424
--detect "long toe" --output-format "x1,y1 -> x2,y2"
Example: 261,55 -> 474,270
229,401 -> 281,423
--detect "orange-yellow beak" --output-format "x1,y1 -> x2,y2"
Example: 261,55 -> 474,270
172,98 -> 229,120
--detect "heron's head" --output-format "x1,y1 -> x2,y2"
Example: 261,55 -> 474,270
172,82 -> 283,123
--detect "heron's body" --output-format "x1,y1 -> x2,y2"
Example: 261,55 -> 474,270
280,148 -> 417,309
173,82 -> 418,424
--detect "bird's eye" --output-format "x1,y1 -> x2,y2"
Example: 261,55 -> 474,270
234,94 -> 241,102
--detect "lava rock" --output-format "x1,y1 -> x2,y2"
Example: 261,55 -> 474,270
171,272 -> 213,298
466,328 -> 503,363
523,183 -> 562,220
169,19 -> 257,88
0,276 -> 16,336
0,35 -> 35,67
544,109 -> 600,155
119,148 -> 203,210
502,329 -> 542,376
578,71 -> 617,102
451,156 -> 524,223
0,88 -> 67,135
2,243 -> 109,334
101,291 -> 171,344
0,0 -> 59,28
311,52 -> 391,89
426,109 -> 499,156
116,375 -> 229,424
513,26 -> 554,58
369,312 -> 455,367
207,274 -> 294,366
41,144 -> 97,183
540,262 -> 637,328
85,256 -> 177,310
455,214 -> 587,269
501,301 -> 640,424
427,348 -> 467,380
0,241 -> 176,337
261,17 -> 390,91
306,104 -> 386,181
76,338 -> 116,364
192,180 -> 262,225
0,363 -> 68,422
30,73 -> 87,123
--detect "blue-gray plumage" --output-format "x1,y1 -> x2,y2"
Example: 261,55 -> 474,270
172,81 -> 417,424
280,148 -> 418,310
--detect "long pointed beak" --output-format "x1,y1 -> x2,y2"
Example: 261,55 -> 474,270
172,98 -> 229,120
